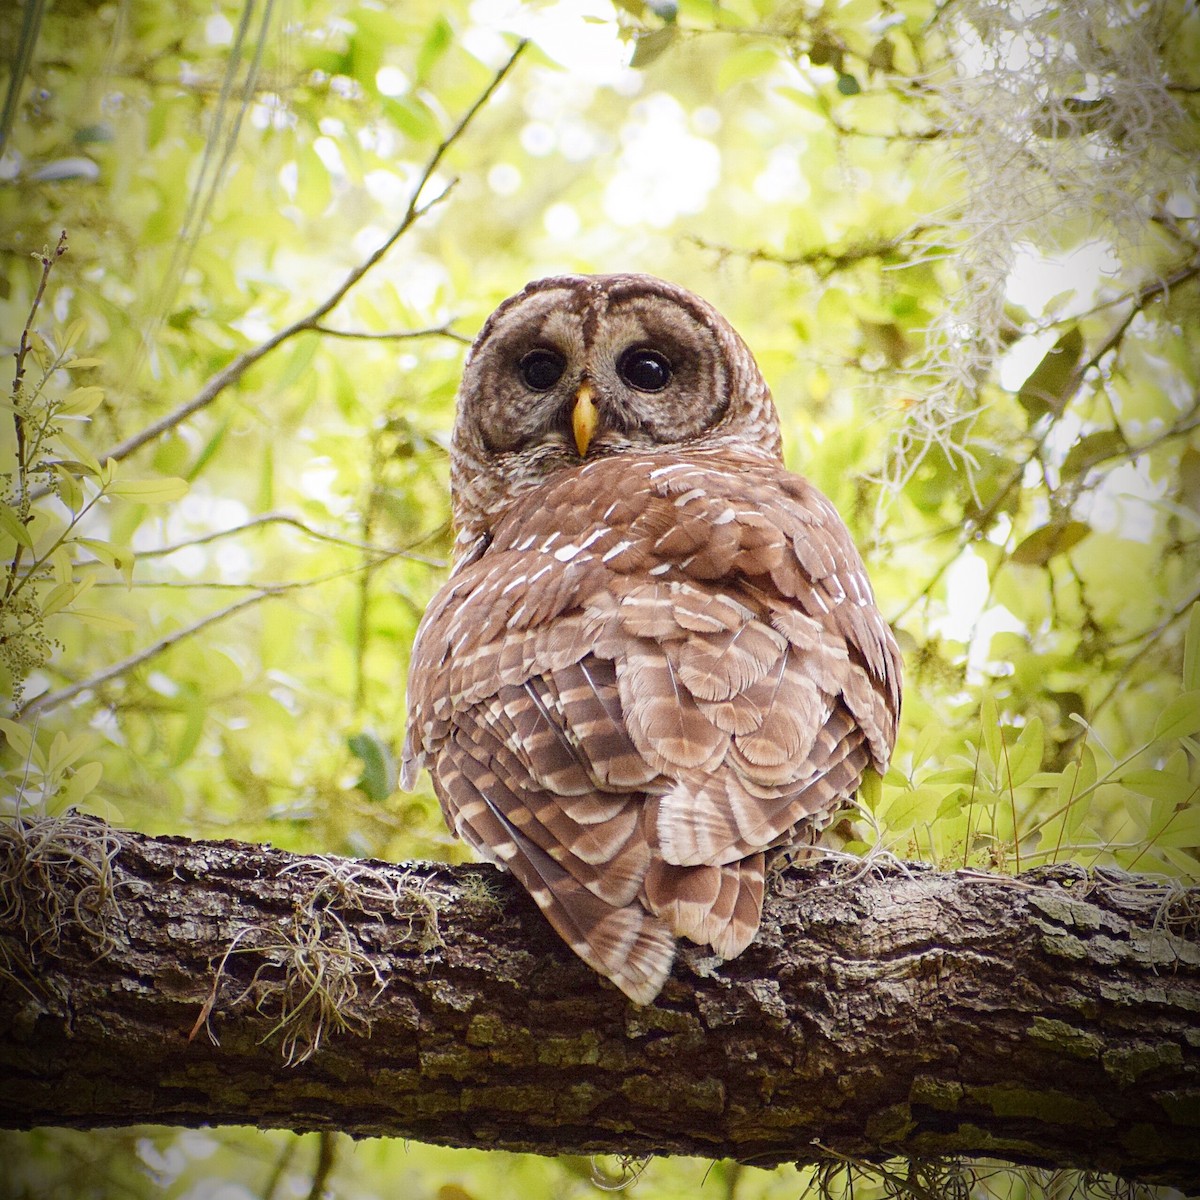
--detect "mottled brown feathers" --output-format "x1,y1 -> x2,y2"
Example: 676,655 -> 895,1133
402,273 -> 901,1005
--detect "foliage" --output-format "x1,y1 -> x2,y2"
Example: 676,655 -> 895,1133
0,0 -> 1197,1195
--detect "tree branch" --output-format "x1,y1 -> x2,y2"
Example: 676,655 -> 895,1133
1,817 -> 1197,1189
92,39 -> 527,471
309,323 -> 471,345
689,225 -> 934,278
19,534 -> 432,719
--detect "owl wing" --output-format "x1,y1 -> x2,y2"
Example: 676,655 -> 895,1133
402,451 -> 901,1004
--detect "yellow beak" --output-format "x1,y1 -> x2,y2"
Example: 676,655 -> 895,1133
572,383 -> 598,457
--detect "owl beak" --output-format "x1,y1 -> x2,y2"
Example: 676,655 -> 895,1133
572,383 -> 598,457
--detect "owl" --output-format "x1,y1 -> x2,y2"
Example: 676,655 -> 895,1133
401,274 -> 901,1005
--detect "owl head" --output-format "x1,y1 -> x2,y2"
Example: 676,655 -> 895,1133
449,274 -> 783,556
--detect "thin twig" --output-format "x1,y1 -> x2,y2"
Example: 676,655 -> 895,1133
18,567 -> 358,721
1030,255 -> 1200,336
1089,583 -> 1200,722
260,1136 -> 299,1200
305,1131 -> 338,1200
21,591 -> 272,718
689,224 -> 934,277
72,512 -> 448,567
310,323 -> 471,345
19,533 -> 438,718
6,233 -> 68,602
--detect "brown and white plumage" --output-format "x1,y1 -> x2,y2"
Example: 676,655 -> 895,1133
402,274 -> 901,1005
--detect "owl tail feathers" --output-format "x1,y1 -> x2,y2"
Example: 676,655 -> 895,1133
504,827 -> 677,1006
642,854 -> 765,961
566,898 -> 678,1007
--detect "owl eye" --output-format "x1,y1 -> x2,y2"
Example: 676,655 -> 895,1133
618,347 -> 672,392
519,349 -> 566,391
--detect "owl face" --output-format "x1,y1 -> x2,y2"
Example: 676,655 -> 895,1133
450,274 -> 782,548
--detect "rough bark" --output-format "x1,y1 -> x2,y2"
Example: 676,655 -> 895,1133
0,815 -> 1197,1189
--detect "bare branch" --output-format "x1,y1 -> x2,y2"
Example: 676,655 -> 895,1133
77,512 -> 449,566
689,225 -> 934,277
20,590 -> 272,719
1090,579 -> 1200,720
310,324 -> 471,345
18,524 -> 448,718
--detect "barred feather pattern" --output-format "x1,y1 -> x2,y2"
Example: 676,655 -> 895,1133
402,274 -> 901,1005
404,448 -> 901,1003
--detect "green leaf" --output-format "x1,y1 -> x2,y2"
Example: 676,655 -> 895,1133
383,95 -> 438,142
50,545 -> 72,586
60,318 -> 88,354
1147,803 -> 1200,849
1184,602 -> 1200,691
185,416 -> 230,482
1061,429 -> 1126,478
55,429 -> 101,476
1154,691 -> 1200,742
923,767 -> 979,786
1010,520 -> 1091,566
47,730 -> 95,778
0,502 -> 33,551
1158,845 -> 1200,873
936,788 -> 964,819
41,581 -> 80,619
276,335 -> 320,390
0,717 -> 35,760
716,46 -> 778,92
1058,744 -> 1098,834
54,760 -> 103,812
1017,325 -> 1083,420
348,731 -> 394,802
629,26 -> 676,68
1023,772 -> 1065,790
980,695 -> 1002,770
59,386 -> 105,417
1072,749 -> 1099,829
416,15 -> 453,82
858,766 -> 881,810
77,537 -> 135,574
169,688 -> 208,769
1006,717 -> 1044,787
909,721 -> 944,773
1121,768 -> 1198,805
53,463 -> 83,511
776,85 -> 827,119
106,476 -> 189,503
71,608 -> 138,632
881,784 -> 942,831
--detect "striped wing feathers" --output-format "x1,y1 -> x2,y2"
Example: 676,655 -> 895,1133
403,450 -> 900,1003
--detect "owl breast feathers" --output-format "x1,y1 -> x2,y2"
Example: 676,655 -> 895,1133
402,273 -> 901,1005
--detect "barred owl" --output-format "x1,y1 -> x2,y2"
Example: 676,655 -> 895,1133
401,274 -> 901,1005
